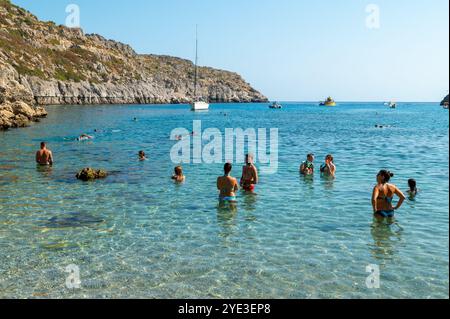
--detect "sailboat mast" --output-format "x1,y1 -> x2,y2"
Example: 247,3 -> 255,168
193,25 -> 198,99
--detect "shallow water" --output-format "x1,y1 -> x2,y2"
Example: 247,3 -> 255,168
0,102 -> 448,299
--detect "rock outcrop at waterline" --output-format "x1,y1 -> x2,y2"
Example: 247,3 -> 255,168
76,168 -> 108,181
0,59 -> 47,129
0,0 -> 267,129
441,95 -> 449,106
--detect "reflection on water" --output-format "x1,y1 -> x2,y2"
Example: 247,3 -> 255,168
36,165 -> 53,178
321,174 -> 335,191
241,192 -> 257,212
217,204 -> 238,239
369,220 -> 404,264
300,174 -> 315,197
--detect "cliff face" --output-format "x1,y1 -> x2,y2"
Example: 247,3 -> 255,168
441,95 -> 449,106
0,0 -> 267,129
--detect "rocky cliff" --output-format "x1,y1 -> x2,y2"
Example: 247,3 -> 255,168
0,0 -> 267,129
441,95 -> 449,106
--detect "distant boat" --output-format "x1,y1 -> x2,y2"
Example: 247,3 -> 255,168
269,102 -> 282,109
388,101 -> 397,109
319,97 -> 336,107
191,26 -> 209,111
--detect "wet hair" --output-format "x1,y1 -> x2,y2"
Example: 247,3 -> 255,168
377,170 -> 394,183
408,179 -> 417,192
307,153 -> 314,160
40,142 -> 46,148
325,154 -> 334,162
224,162 -> 232,174
246,153 -> 254,164
139,151 -> 146,157
174,166 -> 183,176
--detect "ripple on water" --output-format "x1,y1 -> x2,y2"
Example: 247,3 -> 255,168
0,103 -> 448,298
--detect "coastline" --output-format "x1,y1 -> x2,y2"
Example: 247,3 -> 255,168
0,0 -> 267,130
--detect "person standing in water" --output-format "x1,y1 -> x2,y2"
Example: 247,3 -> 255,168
240,154 -> 259,192
300,153 -> 315,175
372,170 -> 406,220
320,154 -> 336,178
36,142 -> 53,166
217,163 -> 239,202
172,166 -> 186,183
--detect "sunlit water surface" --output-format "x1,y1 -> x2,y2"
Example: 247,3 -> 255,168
0,102 -> 448,298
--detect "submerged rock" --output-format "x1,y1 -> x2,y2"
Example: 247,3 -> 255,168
76,168 -> 108,181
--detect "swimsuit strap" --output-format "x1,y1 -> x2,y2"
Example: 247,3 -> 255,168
378,184 -> 393,204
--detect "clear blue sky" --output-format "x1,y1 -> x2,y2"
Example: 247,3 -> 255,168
13,0 -> 449,101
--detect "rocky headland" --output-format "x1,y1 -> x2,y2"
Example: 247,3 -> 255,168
0,0 -> 267,130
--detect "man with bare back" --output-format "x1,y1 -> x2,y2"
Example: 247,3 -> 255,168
36,142 -> 53,166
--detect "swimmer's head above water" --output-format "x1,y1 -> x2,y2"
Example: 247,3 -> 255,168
224,162 -> 232,175
138,151 -> 146,161
172,166 -> 185,182
408,179 -> 418,194
245,153 -> 254,165
174,166 -> 183,176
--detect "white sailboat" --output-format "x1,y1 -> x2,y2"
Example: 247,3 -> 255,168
191,26 -> 209,111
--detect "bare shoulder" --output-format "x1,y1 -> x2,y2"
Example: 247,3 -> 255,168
387,183 -> 398,193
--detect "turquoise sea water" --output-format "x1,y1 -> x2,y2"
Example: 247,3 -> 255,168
0,102 -> 448,299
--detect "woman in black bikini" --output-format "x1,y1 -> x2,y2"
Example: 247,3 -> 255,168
371,170 -> 406,220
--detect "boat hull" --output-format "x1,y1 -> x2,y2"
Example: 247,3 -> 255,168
191,101 -> 210,111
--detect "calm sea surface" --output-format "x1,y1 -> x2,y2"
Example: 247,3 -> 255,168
0,102 -> 448,298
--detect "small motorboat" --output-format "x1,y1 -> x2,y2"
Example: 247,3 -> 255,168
319,97 -> 336,107
269,102 -> 282,109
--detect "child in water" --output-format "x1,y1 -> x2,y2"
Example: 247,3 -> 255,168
172,166 -> 186,183
138,151 -> 147,161
407,179 -> 418,198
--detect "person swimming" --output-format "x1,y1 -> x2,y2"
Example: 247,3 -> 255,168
300,153 -> 315,175
407,179 -> 418,198
138,151 -> 147,161
173,132 -> 196,141
171,166 -> 186,183
217,162 -> 239,203
35,142 -> 53,166
77,134 -> 93,141
240,154 -> 259,192
320,154 -> 336,178
372,170 -> 406,220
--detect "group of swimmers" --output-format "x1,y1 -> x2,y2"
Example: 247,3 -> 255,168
299,153 -> 336,177
36,141 -> 419,221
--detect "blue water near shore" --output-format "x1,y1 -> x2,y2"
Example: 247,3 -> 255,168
0,102 -> 448,298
